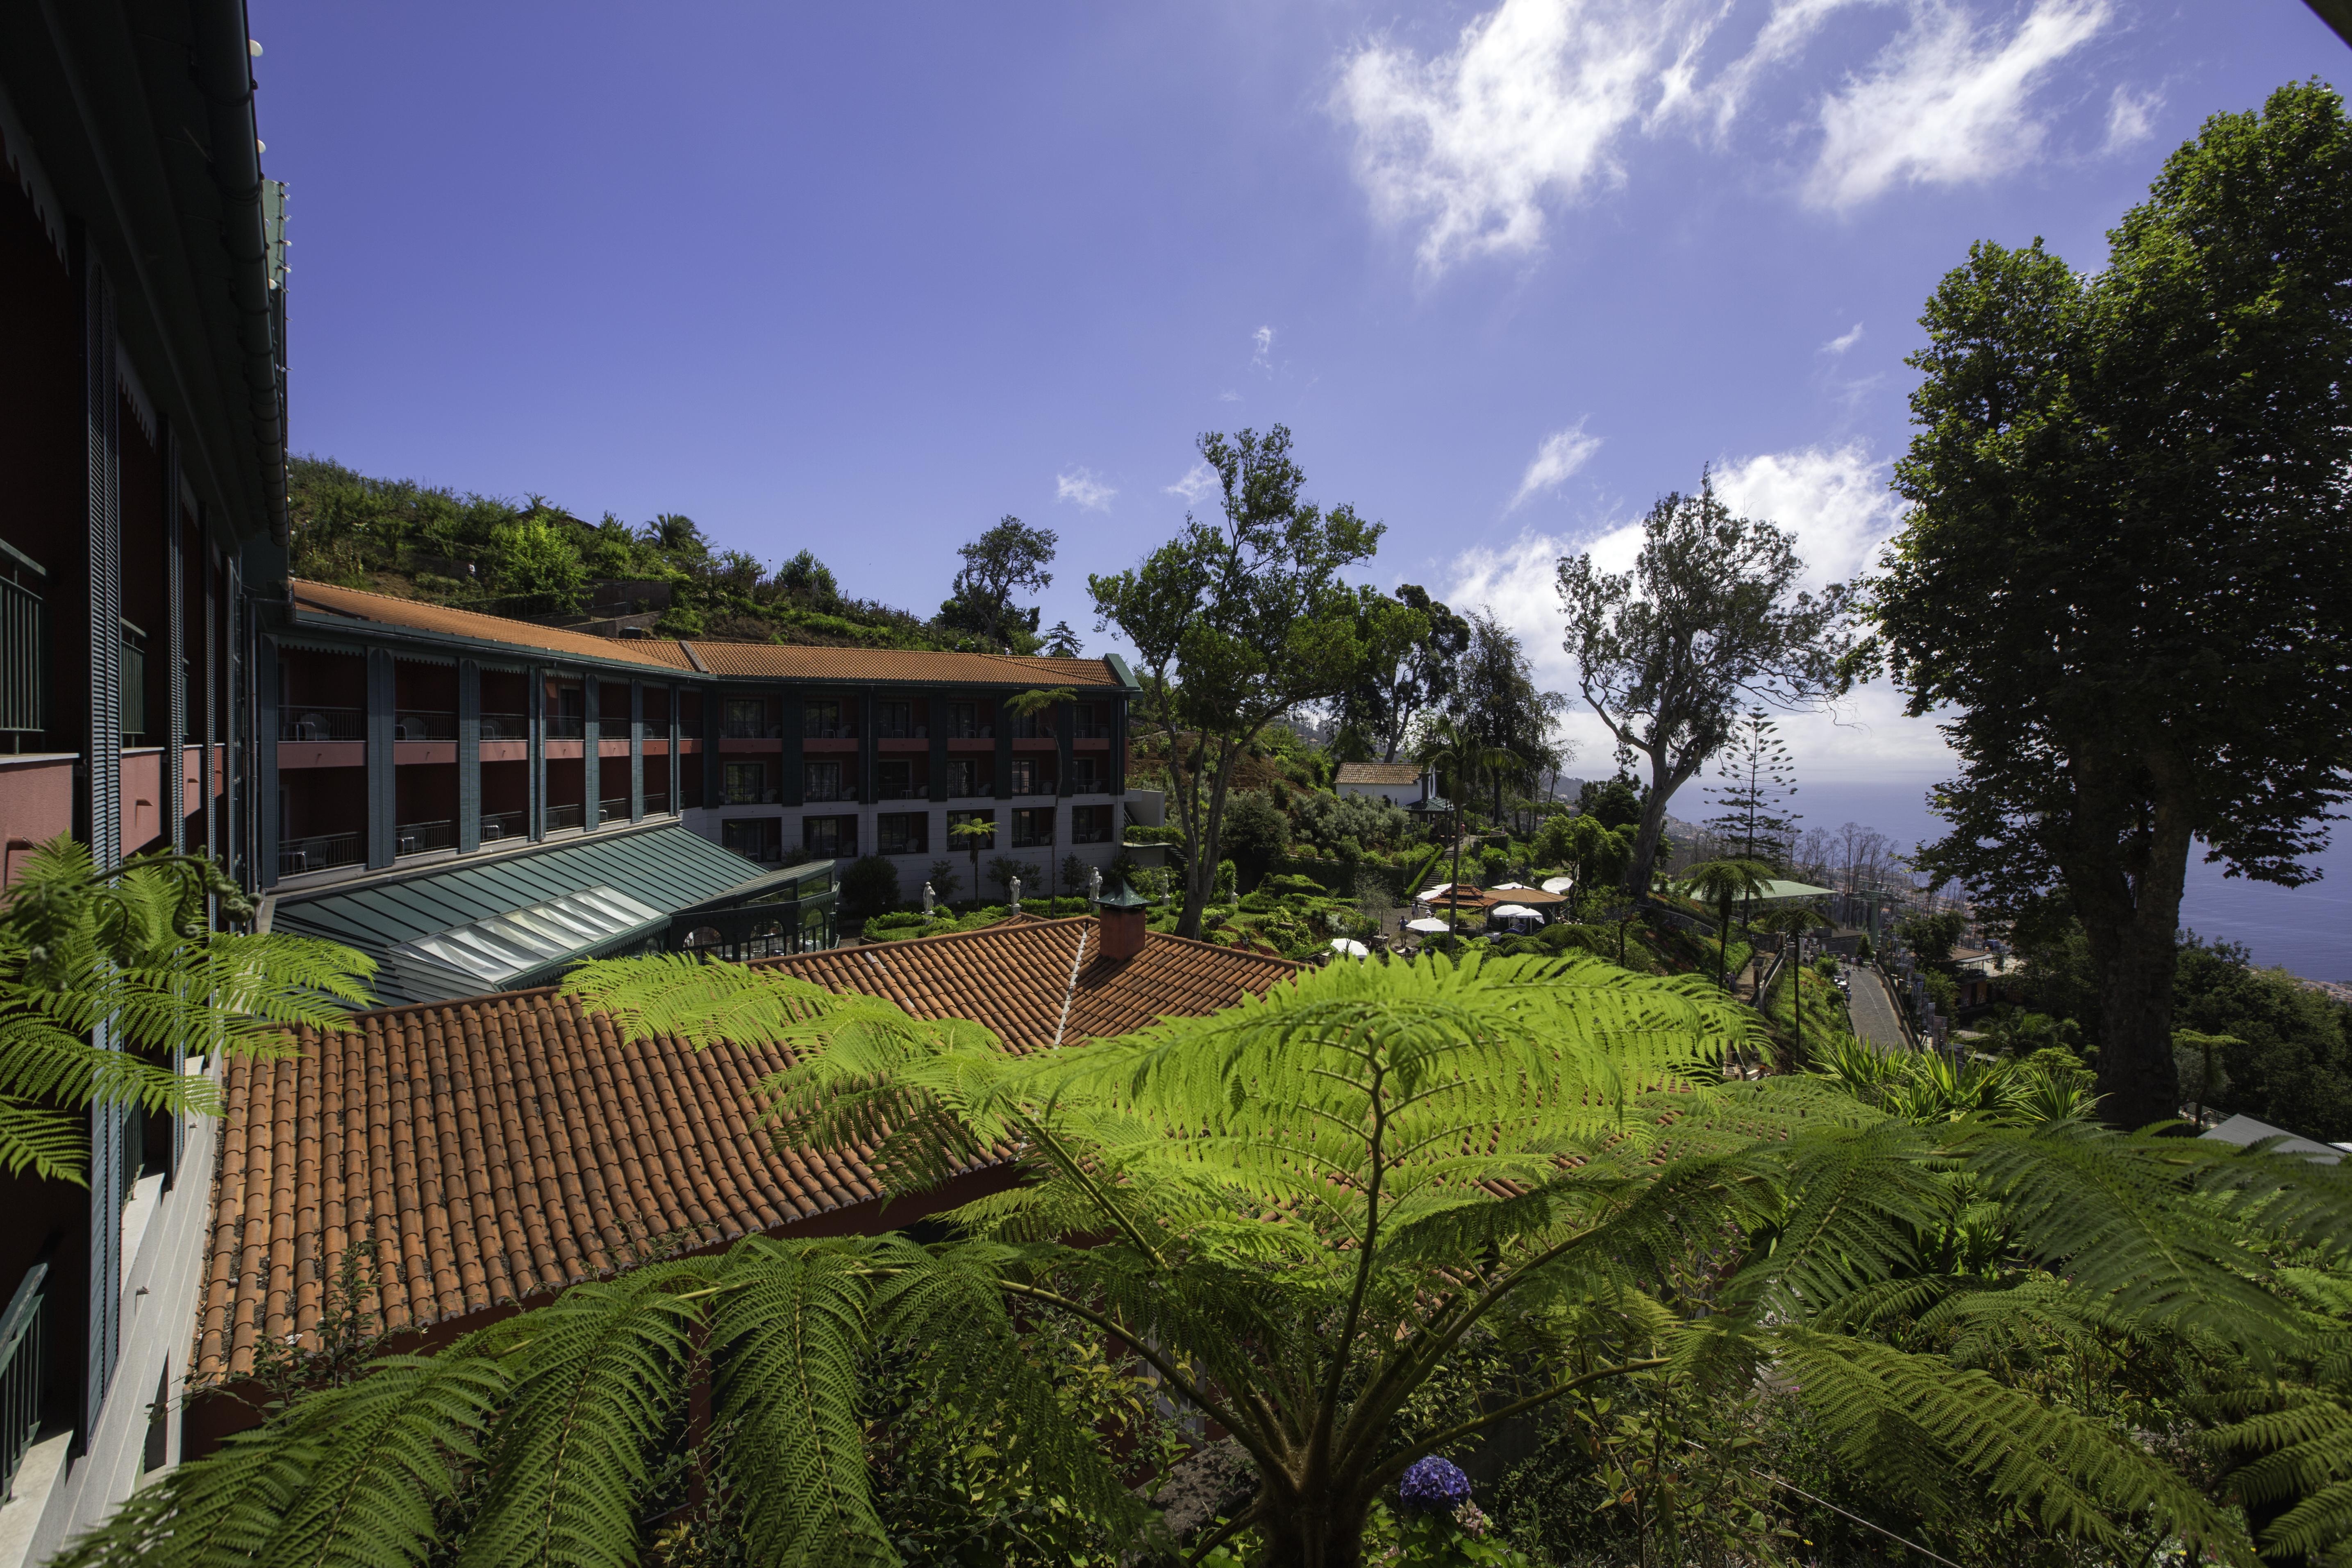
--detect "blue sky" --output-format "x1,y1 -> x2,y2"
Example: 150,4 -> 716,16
251,0 -> 2342,789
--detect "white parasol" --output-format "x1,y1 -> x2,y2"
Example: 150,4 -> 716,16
1540,876 -> 1574,895
1489,904 -> 1539,920
1404,917 -> 1451,934
1328,938 -> 1370,957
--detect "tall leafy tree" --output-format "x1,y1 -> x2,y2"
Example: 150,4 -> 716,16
1445,609 -> 1568,819
80,950 -> 2334,1568
941,516 -> 1058,652
1704,709 -> 1799,868
1091,426 -> 1386,939
1332,585 -> 1468,763
1556,477 -> 1854,899
1875,82 -> 2352,1131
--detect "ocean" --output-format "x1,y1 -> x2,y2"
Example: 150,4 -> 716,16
1786,779 -> 2352,986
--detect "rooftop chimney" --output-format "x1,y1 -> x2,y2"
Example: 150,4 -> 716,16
1095,877 -> 1152,961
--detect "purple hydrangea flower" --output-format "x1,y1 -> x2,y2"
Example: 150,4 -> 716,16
1396,1455 -> 1473,1514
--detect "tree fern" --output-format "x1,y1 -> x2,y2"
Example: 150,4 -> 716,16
0,837 -> 373,1181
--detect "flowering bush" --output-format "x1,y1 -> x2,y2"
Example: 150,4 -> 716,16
1398,1456 -> 1473,1514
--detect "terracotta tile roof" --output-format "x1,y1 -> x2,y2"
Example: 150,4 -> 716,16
286,579 -> 1131,689
682,642 -> 1125,688
195,918 -> 1295,1383
1336,763 -> 1424,787
290,580 -> 699,670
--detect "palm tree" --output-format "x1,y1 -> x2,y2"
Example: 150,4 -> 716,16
949,815 -> 995,908
84,950 -> 2321,1568
1678,856 -> 1776,993
0,837 -> 373,1182
1412,715 -> 1514,941
1752,901 -> 1832,1064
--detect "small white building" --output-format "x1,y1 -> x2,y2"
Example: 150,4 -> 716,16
1335,762 -> 1431,808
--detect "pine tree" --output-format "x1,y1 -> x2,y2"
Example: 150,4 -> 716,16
1704,709 -> 1798,869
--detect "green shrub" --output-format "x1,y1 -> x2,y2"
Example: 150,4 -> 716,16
840,854 -> 900,917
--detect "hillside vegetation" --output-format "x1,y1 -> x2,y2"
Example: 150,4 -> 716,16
287,455 -> 1019,652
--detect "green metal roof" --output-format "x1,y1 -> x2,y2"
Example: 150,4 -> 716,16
272,825 -> 770,1007
1752,878 -> 1834,901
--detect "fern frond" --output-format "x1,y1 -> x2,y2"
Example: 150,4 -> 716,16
458,1263 -> 707,1568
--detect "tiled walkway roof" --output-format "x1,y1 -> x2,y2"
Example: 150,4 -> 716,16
286,578 -> 1132,688
1335,762 -> 1423,786
290,579 -> 698,670
196,918 -> 1295,1383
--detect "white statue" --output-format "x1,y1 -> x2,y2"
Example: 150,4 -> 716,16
921,882 -> 935,916
1088,866 -> 1103,901
1009,876 -> 1022,914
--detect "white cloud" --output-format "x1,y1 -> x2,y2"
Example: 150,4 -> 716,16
1440,441 -> 1949,780
1674,0 -> 1866,138
1055,468 -> 1117,511
1509,420 -> 1603,509
1250,325 -> 1275,371
1806,0 -> 2110,210
1820,322 -> 1865,355
2102,83 -> 2160,152
1218,389 -> 1242,402
1334,0 -> 1716,275
1165,461 -> 1219,507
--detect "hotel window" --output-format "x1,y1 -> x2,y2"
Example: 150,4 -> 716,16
877,812 -> 928,855
947,808 -> 994,849
948,701 -> 984,739
804,815 -> 855,857
1009,757 -> 1045,795
1070,703 -> 1102,739
804,698 -> 845,738
722,761 -> 767,805
1069,756 -> 1100,792
1012,808 -> 1054,848
804,759 -> 845,801
721,817 -> 779,861
946,759 -> 986,798
876,759 -> 914,799
722,698 -> 766,739
875,700 -> 914,738
1009,707 -> 1044,740
1070,804 -> 1113,844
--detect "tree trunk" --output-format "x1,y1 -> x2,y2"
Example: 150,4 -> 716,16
1176,746 -> 1241,940
1621,755 -> 1695,898
2068,754 -> 2197,1132
1261,1493 -> 1372,1568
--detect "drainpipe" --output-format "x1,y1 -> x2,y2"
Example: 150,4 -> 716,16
191,1 -> 289,545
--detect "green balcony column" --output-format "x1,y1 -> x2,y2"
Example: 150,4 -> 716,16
928,690 -> 951,802
859,691 -> 876,805
529,664 -> 546,841
993,693 -> 1013,801
629,680 -> 644,823
365,647 -> 397,870
1057,698 -> 1074,798
458,659 -> 482,854
583,674 -> 600,830
781,686 -> 804,807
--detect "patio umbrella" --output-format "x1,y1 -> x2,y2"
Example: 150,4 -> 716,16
1405,917 -> 1451,934
1489,904 -> 1539,920
1415,885 -> 1452,903
1328,938 -> 1370,957
1541,875 -> 1574,895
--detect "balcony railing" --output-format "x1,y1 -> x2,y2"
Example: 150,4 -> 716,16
479,810 -> 526,843
643,791 -> 670,815
803,783 -> 851,802
393,710 -> 457,741
547,802 -> 585,830
478,711 -> 529,741
282,706 -> 364,741
946,723 -> 993,739
0,1258 -> 49,1498
720,718 -> 777,739
0,563 -> 47,736
875,784 -> 923,800
396,819 -> 457,856
1070,722 -> 1108,739
801,723 -> 858,740
872,722 -> 927,739
280,831 -> 361,877
720,787 -> 777,806
545,714 -> 586,739
598,797 -> 629,823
